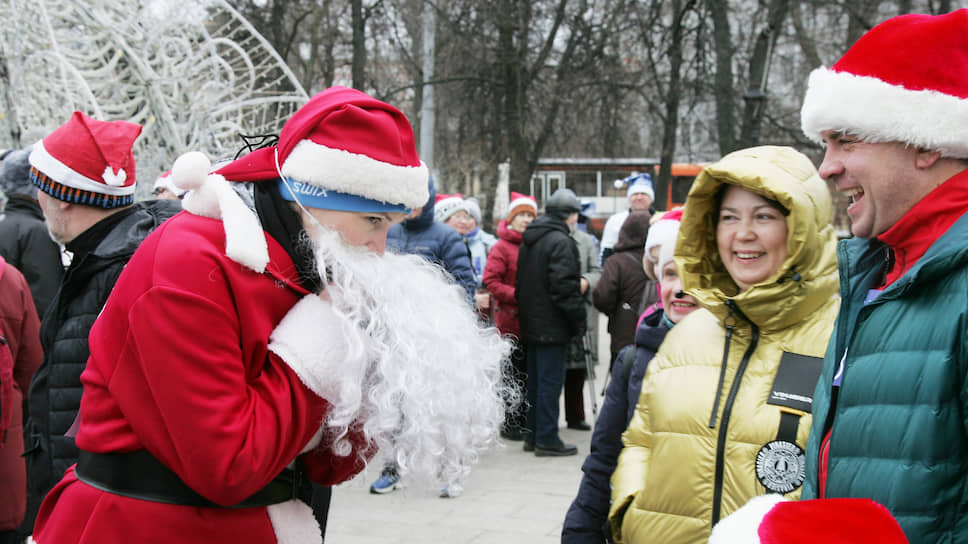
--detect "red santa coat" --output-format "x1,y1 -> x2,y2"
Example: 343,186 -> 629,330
34,211 -> 372,544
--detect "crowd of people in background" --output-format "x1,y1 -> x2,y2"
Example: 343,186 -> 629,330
0,8 -> 966,544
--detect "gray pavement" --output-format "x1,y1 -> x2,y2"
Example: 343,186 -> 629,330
325,317 -> 610,543
325,423 -> 593,543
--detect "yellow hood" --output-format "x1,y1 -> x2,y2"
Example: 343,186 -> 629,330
675,145 -> 838,332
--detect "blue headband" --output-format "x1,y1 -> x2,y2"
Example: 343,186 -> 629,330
276,178 -> 410,213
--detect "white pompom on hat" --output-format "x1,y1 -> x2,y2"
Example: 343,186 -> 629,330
800,9 -> 968,158
709,494 -> 909,544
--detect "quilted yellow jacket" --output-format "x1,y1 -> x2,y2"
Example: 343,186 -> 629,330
608,146 -> 840,544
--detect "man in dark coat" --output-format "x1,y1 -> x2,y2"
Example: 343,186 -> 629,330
515,188 -> 586,457
22,112 -> 179,535
0,148 -> 64,318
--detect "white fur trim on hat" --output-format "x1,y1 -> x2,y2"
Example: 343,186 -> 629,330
267,499 -> 321,544
29,141 -> 134,196
269,295 -> 357,406
282,140 -> 429,209
627,179 -> 655,201
174,151 -> 270,273
801,67 -> 968,158
434,195 -> 469,223
508,196 -> 538,215
708,493 -> 789,544
645,219 -> 680,262
657,230 -> 680,275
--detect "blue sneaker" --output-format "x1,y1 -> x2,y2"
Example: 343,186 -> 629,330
439,483 -> 463,498
370,468 -> 403,494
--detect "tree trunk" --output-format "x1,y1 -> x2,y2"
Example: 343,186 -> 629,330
657,0 -> 696,209
790,1 -> 822,69
352,0 -> 366,89
739,0 -> 789,148
707,0 -> 737,155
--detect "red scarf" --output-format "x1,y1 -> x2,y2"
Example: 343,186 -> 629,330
877,169 -> 968,287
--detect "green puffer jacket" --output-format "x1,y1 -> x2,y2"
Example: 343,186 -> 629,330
609,146 -> 840,544
804,211 -> 968,544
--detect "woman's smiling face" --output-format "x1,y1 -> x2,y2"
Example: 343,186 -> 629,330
716,185 -> 789,292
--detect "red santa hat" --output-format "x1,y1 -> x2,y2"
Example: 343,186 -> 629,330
28,111 -> 142,209
434,193 -> 469,223
214,86 -> 428,211
507,192 -> 538,223
709,494 -> 909,544
170,87 -> 429,273
800,9 -> 968,158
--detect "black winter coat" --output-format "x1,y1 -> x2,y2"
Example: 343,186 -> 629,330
515,215 -> 586,344
562,308 -> 669,543
23,200 -> 179,531
0,197 -> 64,318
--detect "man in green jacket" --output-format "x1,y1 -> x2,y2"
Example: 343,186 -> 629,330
799,9 -> 968,543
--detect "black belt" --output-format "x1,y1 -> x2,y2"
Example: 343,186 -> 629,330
75,449 -> 309,508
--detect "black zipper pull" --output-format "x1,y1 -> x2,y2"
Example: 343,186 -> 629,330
709,302 -> 736,428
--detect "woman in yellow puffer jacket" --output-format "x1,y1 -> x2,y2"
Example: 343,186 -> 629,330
608,146 -> 840,544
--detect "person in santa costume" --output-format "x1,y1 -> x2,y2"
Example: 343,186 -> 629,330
31,86 -> 511,544
798,9 -> 968,544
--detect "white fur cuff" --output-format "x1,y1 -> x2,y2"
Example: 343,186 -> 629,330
267,499 -> 321,544
269,295 -> 349,403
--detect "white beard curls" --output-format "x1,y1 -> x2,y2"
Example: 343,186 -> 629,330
306,226 -> 516,489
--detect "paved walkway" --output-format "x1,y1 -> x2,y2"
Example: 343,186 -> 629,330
326,317 -> 610,543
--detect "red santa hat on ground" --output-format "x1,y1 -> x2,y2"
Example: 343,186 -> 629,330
800,9 -> 968,158
170,87 -> 429,273
507,192 -> 538,223
709,494 -> 909,544
28,111 -> 142,209
434,193 -> 469,223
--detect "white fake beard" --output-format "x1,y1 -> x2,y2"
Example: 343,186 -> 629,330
304,226 -> 517,489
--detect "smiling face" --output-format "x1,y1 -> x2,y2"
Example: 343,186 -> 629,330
299,207 -> 405,255
508,211 -> 535,232
818,131 -> 928,239
629,192 -> 653,211
659,260 -> 698,323
446,209 -> 474,234
716,185 -> 789,292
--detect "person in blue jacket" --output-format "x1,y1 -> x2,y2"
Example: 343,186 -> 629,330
562,215 -> 697,543
385,178 -> 476,303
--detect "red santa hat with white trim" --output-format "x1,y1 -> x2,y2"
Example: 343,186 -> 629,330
28,111 -> 142,209
800,9 -> 968,158
709,494 -> 908,544
507,192 -> 538,223
170,86 -> 429,272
